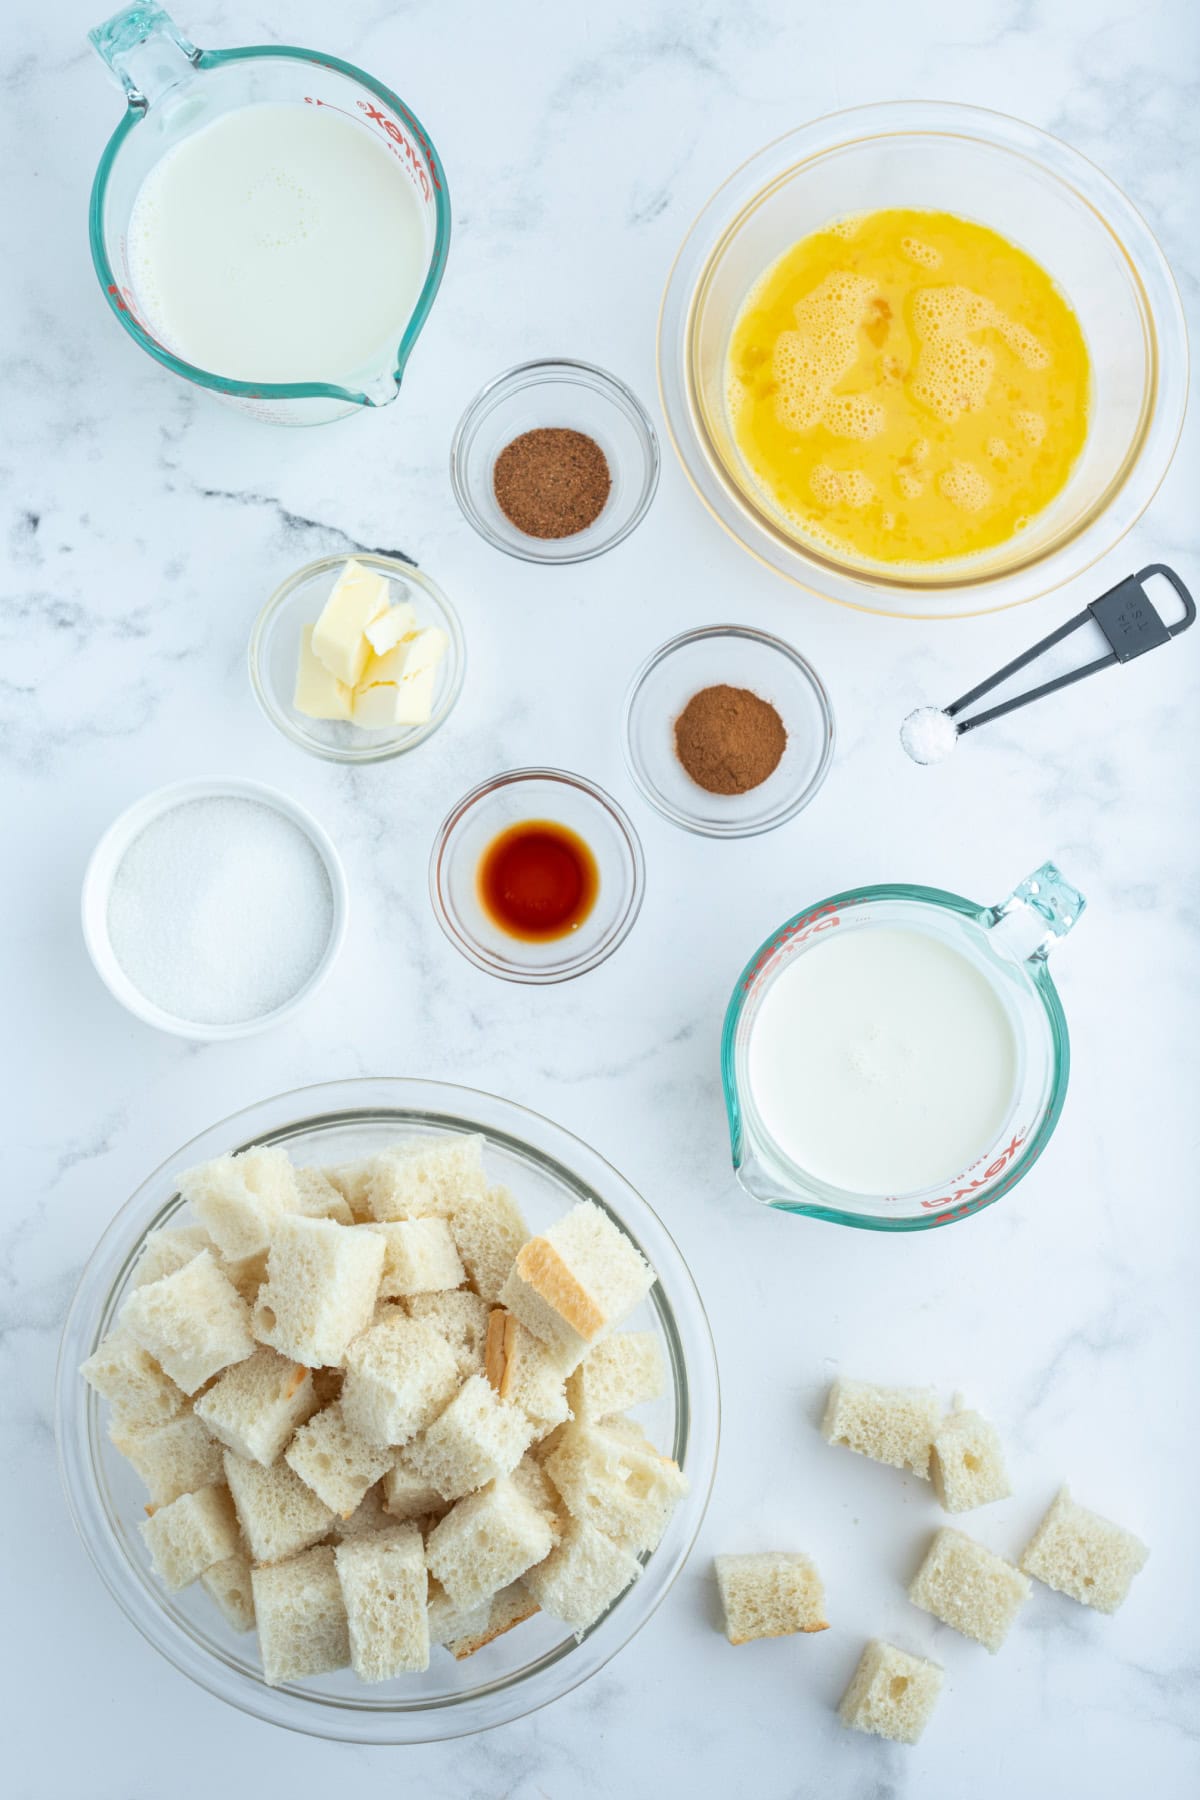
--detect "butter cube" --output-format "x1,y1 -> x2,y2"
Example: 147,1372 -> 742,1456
311,561 -> 391,685
351,667 -> 438,730
294,627 -> 353,721
365,604 -> 418,656
394,667 -> 437,725
352,682 -> 404,729
397,627 -> 448,680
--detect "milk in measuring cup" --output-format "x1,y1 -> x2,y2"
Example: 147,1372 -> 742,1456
747,926 -> 1018,1195
127,103 -> 427,385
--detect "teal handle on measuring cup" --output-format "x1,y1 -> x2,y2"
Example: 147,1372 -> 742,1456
89,5 -> 199,109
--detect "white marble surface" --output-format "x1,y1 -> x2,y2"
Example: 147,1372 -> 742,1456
5,0 -> 1199,1793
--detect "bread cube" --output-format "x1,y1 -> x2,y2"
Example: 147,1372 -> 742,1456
220,1248 -> 269,1307
81,1328 -> 185,1432
140,1483 -> 241,1591
931,1407 -> 1011,1513
341,1313 -> 459,1449
1020,1487 -> 1148,1613
426,1477 -> 555,1609
838,1639 -> 943,1746
200,1553 -> 256,1632
382,1453 -> 446,1522
427,1577 -> 490,1650
445,1579 -> 540,1658
821,1378 -> 940,1479
131,1223 -> 216,1288
292,1167 -> 354,1226
119,1251 -> 255,1395
113,1411 -> 224,1506
498,1201 -> 653,1368
177,1146 -> 298,1260
568,1332 -> 664,1421
284,1403 -> 394,1518
365,1135 -> 487,1223
909,1526 -> 1029,1651
324,1159 -> 378,1222
335,1523 -> 430,1680
509,1452 -> 561,1533
223,1449 -> 335,1565
524,1518 -> 640,1635
448,1184 -> 528,1303
486,1310 -> 572,1440
545,1420 -> 687,1552
405,1289 -> 491,1380
252,1545 -> 350,1685
369,1217 -> 465,1298
252,1214 -> 385,1368
195,1348 -> 318,1467
326,1481 -> 393,1542
407,1373 -> 534,1501
714,1552 -> 829,1644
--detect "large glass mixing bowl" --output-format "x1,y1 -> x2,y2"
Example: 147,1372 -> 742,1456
55,1079 -> 719,1742
658,102 -> 1188,618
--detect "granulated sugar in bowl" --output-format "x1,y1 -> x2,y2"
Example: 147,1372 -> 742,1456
82,778 -> 348,1038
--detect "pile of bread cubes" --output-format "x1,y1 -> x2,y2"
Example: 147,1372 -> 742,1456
81,1135 -> 687,1687
714,1377 -> 1148,1748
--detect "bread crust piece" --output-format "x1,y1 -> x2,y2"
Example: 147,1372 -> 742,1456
514,1239 -> 606,1342
446,1581 -> 540,1658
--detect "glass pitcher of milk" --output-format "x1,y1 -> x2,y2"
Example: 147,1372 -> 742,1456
88,5 -> 450,424
721,862 -> 1084,1230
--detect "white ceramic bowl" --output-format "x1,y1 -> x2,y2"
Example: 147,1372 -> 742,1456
81,778 -> 348,1039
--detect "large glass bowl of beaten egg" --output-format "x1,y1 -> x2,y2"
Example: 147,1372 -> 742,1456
658,102 -> 1187,617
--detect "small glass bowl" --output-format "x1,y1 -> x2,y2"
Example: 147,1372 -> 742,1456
430,768 -> 646,982
623,626 -> 835,837
249,552 -> 465,763
449,360 -> 660,563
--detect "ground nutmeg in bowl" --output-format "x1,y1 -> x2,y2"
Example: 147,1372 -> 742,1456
493,428 -> 611,538
674,684 -> 787,795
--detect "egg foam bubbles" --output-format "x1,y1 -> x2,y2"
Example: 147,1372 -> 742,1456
725,207 -> 1090,566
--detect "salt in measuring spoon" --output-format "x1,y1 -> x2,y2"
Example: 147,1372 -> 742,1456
901,563 -> 1195,764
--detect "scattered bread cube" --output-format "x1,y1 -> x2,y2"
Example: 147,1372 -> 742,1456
407,1372 -> 534,1501
485,1309 -> 572,1440
426,1476 -> 556,1609
223,1449 -> 335,1565
382,1453 -> 446,1523
177,1147 -> 298,1261
370,1217 -> 465,1298
284,1402 -> 395,1518
365,1135 -> 487,1223
1020,1487 -> 1148,1613
838,1639 -> 943,1746
405,1289 -> 491,1380
931,1407 -> 1011,1513
568,1331 -> 664,1420
252,1545 -> 350,1686
545,1419 -> 687,1552
119,1251 -> 255,1395
821,1378 -> 940,1479
448,1184 -> 529,1304
499,1200 -> 654,1367
200,1553 -> 257,1633
113,1411 -> 225,1507
252,1214 -> 384,1368
131,1223 -> 216,1288
908,1526 -> 1029,1651
524,1517 -> 641,1635
335,1523 -> 430,1680
194,1347 -> 318,1467
714,1552 -> 829,1644
341,1313 -> 459,1449
444,1579 -> 540,1658
81,1328 -> 185,1432
140,1483 -> 241,1591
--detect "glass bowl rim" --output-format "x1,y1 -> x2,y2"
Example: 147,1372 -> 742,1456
429,767 -> 648,983
621,624 -> 836,837
54,1076 -> 720,1742
247,551 -> 466,764
448,358 -> 661,564
657,98 -> 1190,619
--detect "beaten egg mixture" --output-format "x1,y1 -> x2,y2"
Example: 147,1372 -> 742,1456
726,208 -> 1090,566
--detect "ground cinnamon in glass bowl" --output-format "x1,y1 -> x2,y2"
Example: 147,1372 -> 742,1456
674,685 -> 786,794
493,428 -> 611,539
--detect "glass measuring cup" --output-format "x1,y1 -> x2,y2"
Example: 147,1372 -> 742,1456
721,862 -> 1083,1230
88,5 -> 450,425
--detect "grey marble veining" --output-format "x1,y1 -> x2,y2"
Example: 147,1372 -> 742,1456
4,0 -> 1199,1794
